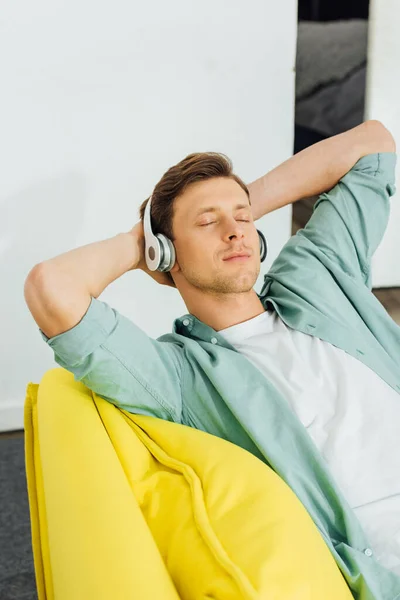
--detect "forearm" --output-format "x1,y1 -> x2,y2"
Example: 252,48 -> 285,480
28,232 -> 139,300
24,232 -> 140,338
248,120 -> 396,220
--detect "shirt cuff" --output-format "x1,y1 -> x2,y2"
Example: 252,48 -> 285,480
351,152 -> 397,196
39,296 -> 117,366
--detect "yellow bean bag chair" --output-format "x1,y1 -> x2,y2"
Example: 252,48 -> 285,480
24,367 -> 353,600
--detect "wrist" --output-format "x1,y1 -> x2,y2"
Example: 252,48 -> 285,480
121,231 -> 142,272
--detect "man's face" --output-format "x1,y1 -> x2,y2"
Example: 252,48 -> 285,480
170,177 -> 261,294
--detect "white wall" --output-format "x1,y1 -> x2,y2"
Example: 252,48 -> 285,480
0,0 -> 297,431
366,0 -> 400,287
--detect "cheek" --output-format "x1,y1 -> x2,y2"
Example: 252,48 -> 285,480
252,229 -> 260,249
175,236 -> 202,260
181,236 -> 216,266
191,241 -> 212,262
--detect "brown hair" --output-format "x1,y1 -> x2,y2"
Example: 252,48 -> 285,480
139,152 -> 250,241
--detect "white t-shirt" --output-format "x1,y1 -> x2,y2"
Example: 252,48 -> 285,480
219,307 -> 400,576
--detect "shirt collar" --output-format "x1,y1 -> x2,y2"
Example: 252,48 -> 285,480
172,291 -> 268,351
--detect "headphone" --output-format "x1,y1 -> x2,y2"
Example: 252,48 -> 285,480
144,194 -> 268,272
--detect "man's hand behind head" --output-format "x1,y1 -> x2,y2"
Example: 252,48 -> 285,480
128,221 -> 177,288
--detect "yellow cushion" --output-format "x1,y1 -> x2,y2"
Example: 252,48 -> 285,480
25,367 -> 353,599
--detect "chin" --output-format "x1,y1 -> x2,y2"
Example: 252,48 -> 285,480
220,272 -> 259,293
181,263 -> 259,293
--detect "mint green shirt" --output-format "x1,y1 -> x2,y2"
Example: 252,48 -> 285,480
40,152 -> 400,599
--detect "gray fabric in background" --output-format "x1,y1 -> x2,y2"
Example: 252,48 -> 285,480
295,19 -> 368,137
0,435 -> 37,600
295,64 -> 367,136
296,19 -> 368,99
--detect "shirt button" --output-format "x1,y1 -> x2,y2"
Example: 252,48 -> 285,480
211,337 -> 218,344
364,548 -> 373,557
182,319 -> 190,326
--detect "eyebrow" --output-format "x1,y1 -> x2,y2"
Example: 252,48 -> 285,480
193,203 -> 250,218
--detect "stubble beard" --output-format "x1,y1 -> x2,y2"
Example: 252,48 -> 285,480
181,263 -> 260,295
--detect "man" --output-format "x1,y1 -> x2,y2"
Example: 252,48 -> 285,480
24,120 -> 400,596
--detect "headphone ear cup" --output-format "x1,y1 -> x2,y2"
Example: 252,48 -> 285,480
257,229 -> 268,263
145,233 -> 163,271
156,233 -> 176,272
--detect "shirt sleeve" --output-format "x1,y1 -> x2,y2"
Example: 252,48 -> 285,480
39,296 -> 183,423
297,152 -> 397,288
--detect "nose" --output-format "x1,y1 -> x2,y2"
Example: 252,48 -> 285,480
223,219 -> 246,242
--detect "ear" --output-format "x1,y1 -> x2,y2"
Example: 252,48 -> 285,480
169,258 -> 180,275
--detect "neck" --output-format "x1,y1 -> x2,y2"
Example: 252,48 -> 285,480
181,287 -> 266,332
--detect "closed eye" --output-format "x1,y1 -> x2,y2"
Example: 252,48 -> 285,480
201,219 -> 250,227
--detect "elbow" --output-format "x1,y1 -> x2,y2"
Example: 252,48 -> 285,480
363,119 -> 397,154
24,263 -> 50,301
24,263 -> 49,320
24,263 -> 45,297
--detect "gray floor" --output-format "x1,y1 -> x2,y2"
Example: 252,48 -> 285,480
0,435 -> 37,600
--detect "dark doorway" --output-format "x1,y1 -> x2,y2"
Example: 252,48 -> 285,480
293,0 -> 370,233
292,0 -> 400,312
298,0 -> 369,22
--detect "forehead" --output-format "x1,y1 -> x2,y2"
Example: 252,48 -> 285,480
174,177 -> 249,220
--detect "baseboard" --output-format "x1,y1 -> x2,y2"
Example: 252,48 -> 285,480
0,403 -> 24,433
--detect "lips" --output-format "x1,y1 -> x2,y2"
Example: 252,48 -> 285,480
223,252 -> 251,261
